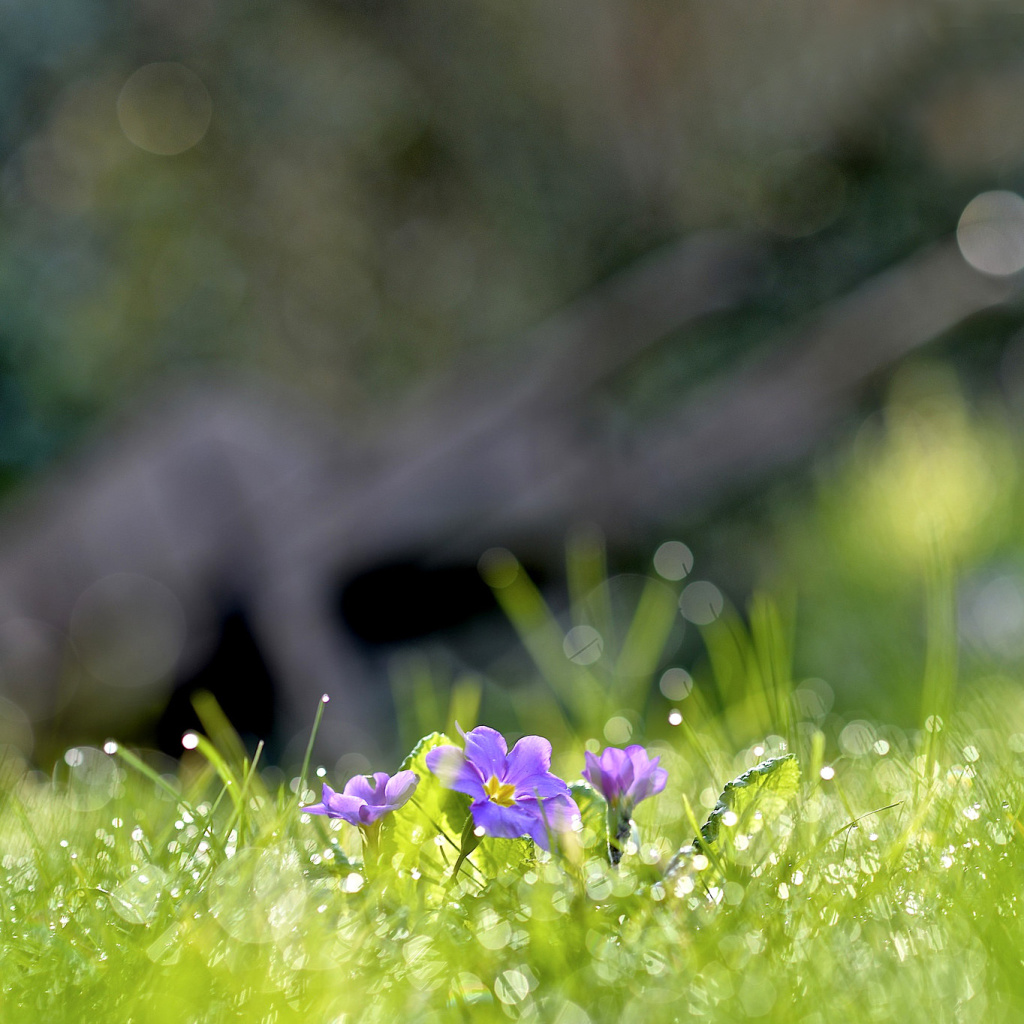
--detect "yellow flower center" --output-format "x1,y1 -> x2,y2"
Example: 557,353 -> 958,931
483,775 -> 517,807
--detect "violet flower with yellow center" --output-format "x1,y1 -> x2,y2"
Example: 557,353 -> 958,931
426,725 -> 578,851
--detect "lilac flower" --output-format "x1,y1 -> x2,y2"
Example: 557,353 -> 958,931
426,726 -> 578,851
583,745 -> 668,816
302,770 -> 419,827
583,745 -> 667,866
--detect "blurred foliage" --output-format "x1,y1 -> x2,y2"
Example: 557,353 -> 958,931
6,0 -> 1024,492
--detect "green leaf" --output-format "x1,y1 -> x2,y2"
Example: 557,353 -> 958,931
700,754 -> 800,847
378,733 -> 470,896
673,754 -> 800,879
569,779 -> 605,842
472,836 -> 535,882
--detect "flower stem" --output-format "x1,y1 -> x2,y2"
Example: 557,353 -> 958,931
360,822 -> 382,879
606,806 -> 631,867
450,814 -> 481,881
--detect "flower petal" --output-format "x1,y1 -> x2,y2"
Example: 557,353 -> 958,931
503,735 -> 552,788
470,797 -> 542,841
584,747 -> 633,805
462,726 -> 508,780
383,770 -> 419,808
343,774 -> 380,804
426,745 -> 486,800
623,747 -> 667,804
322,792 -> 368,825
520,793 -> 580,850
359,802 -> 390,825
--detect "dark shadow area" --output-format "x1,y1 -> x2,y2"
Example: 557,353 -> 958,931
156,604 -> 277,758
337,560 -> 501,645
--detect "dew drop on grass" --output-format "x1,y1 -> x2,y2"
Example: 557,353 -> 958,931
668,710 -> 683,726
820,766 -> 835,781
109,864 -> 169,925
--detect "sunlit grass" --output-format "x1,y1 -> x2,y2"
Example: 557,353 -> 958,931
4,542 -> 1024,1023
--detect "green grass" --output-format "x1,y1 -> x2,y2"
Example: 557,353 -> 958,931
4,569 -> 1024,1023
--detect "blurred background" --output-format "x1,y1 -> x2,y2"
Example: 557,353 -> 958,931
5,0 -> 1024,770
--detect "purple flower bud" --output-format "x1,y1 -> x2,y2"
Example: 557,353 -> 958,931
426,725 -> 579,851
301,770 -> 419,827
582,745 -> 668,816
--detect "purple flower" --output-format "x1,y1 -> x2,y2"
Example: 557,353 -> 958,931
582,745 -> 668,816
426,726 -> 579,851
302,770 -> 419,827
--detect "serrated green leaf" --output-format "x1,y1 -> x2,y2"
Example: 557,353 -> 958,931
701,754 -> 800,846
685,754 -> 800,877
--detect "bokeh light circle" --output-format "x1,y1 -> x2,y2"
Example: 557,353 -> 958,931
117,62 -> 212,155
653,541 -> 693,581
956,190 -> 1024,276
70,573 -> 186,689
679,581 -> 724,625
